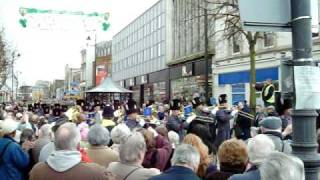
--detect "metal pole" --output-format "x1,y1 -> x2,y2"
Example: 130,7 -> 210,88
204,0 -> 209,104
11,57 -> 14,102
291,0 -> 320,179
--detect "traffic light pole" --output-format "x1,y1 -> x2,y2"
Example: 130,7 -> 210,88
291,0 -> 320,179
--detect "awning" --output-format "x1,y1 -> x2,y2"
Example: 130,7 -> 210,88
86,77 -> 132,93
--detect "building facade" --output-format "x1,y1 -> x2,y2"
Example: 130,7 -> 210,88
32,80 -> 50,101
50,80 -> 64,99
210,1 -> 320,105
95,41 -> 112,86
18,85 -> 32,102
64,65 -> 81,99
168,0 -> 215,101
112,0 -> 173,104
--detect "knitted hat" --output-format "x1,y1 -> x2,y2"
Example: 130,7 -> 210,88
0,119 -> 19,135
259,117 -> 282,130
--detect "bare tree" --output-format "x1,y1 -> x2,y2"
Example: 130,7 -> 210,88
0,28 -> 11,91
184,0 -> 262,114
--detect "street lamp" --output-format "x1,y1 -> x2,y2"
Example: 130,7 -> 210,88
11,52 -> 20,102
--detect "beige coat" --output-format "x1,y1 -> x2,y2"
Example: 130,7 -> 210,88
86,146 -> 119,167
30,162 -> 116,180
107,162 -> 160,180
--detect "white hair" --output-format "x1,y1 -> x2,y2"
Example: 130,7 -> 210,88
39,124 -> 52,138
111,123 -> 131,144
88,124 -> 110,146
168,131 -> 180,148
119,132 -> 146,164
171,144 -> 200,168
247,134 -> 275,166
54,122 -> 80,151
260,152 -> 305,180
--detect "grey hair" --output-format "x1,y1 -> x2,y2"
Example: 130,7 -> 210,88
119,132 -> 146,164
168,131 -> 180,147
88,124 -> 110,146
111,123 -> 131,144
247,134 -> 275,166
171,144 -> 200,168
54,122 -> 80,151
39,124 -> 52,138
260,152 -> 305,180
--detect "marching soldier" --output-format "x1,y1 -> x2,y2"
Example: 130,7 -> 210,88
166,99 -> 188,141
214,94 -> 233,148
125,99 -> 142,131
188,96 -> 216,153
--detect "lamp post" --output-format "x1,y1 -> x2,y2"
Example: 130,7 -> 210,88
290,0 -> 320,179
11,52 -> 20,102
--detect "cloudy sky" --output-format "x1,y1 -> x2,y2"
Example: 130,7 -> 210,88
0,0 -> 158,86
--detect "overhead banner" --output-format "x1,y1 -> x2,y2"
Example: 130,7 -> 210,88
96,65 -> 107,86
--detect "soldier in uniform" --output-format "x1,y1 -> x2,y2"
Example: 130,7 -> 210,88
214,94 -> 233,148
188,96 -> 216,153
125,99 -> 141,131
166,99 -> 188,141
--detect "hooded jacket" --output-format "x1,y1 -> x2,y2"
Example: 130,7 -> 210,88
30,150 -> 115,180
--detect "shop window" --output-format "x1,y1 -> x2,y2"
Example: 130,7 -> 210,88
264,32 -> 274,47
231,84 -> 245,104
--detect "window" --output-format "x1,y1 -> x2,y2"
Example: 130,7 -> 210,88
150,46 -> 154,59
232,36 -> 240,54
231,84 -> 245,104
264,32 -> 274,47
158,15 -> 162,29
158,43 -> 161,56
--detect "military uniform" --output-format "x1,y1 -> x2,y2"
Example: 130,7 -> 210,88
166,99 -> 187,141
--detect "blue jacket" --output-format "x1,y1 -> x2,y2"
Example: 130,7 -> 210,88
0,136 -> 30,180
229,168 -> 260,180
150,166 -> 201,180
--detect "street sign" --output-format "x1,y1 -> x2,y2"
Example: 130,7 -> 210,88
239,0 -> 291,32
238,0 -> 319,32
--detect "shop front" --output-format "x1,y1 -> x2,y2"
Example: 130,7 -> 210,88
169,59 -> 212,102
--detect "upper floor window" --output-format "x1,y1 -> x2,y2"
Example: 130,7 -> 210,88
264,32 -> 274,47
232,36 -> 240,54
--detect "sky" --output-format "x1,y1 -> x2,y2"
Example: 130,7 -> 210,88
0,0 -> 158,86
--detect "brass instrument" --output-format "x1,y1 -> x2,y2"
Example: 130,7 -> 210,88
237,110 -> 255,120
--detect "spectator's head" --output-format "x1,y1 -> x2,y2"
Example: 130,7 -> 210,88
119,132 -> 146,164
88,124 -> 110,146
247,134 -> 275,166
111,123 -> 131,144
38,124 -> 52,139
265,79 -> 272,85
20,128 -> 35,144
0,119 -> 19,138
218,139 -> 248,173
260,152 -> 305,180
168,131 -> 180,148
266,106 -> 276,116
155,126 -> 168,139
259,117 -> 282,133
139,128 -> 156,150
54,122 -> 80,151
171,144 -> 200,173
51,118 -> 67,133
256,105 -> 263,113
183,134 -> 211,177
